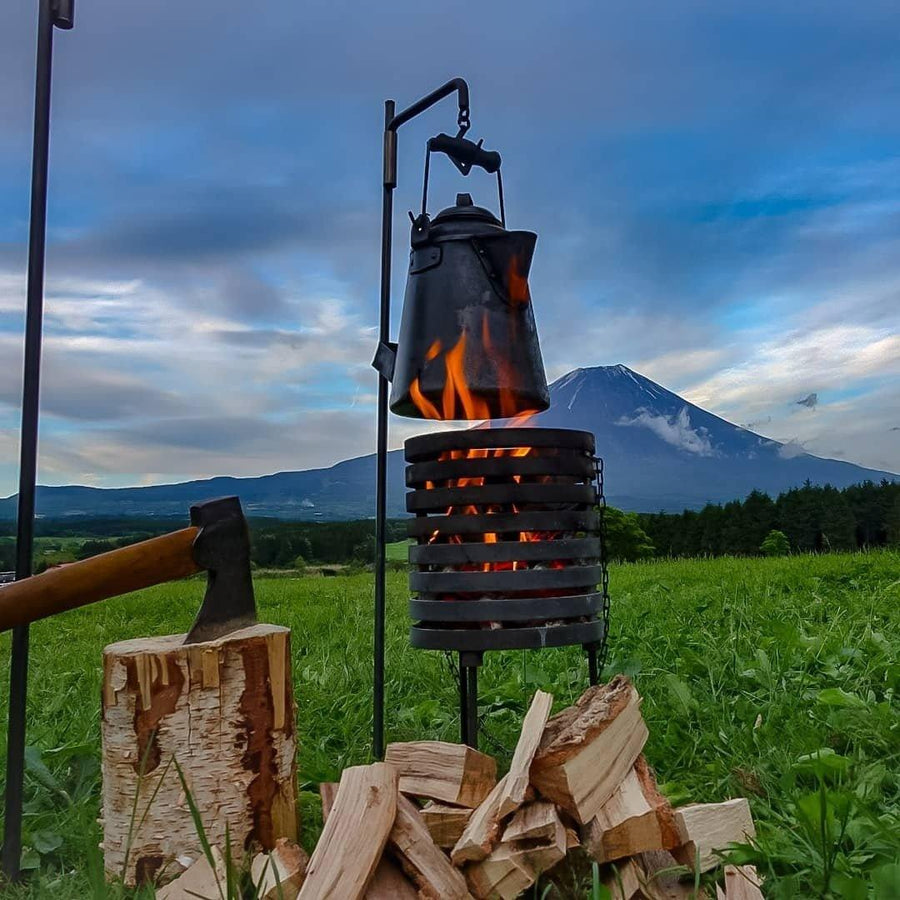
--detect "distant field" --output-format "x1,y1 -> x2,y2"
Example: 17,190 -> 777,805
1,552 -> 898,897
385,538 -> 410,561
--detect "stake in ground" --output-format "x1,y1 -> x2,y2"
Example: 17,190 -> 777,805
0,551 -> 898,897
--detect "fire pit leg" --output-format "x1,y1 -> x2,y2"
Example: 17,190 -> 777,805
459,651 -> 482,749
586,643 -> 600,686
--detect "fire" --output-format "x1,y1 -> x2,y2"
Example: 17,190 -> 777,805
408,313 -> 540,423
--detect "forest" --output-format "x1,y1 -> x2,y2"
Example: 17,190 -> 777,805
637,478 -> 900,558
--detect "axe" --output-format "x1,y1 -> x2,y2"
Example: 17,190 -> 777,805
0,496 -> 256,644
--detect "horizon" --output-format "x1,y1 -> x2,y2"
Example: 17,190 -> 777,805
1,3 -> 899,493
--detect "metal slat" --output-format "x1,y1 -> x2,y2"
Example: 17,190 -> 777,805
409,537 -> 599,566
407,482 -> 596,513
410,618 -> 606,652
404,427 -> 595,461
409,591 -> 603,622
411,564 -> 602,594
407,509 -> 600,538
406,454 -> 595,486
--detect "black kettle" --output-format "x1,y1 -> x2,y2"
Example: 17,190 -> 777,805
389,188 -> 550,421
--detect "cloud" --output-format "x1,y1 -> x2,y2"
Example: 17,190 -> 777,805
617,406 -> 717,457
795,392 -> 818,409
778,439 -> 807,459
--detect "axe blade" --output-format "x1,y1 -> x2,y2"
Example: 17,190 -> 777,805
184,496 -> 257,644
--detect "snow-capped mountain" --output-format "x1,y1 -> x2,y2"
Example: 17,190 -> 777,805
2,365 -> 894,518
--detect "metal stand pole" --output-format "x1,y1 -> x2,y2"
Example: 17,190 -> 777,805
371,79 -> 470,760
458,652 -> 469,745
373,99 -> 396,761
459,651 -> 481,749
2,0 -> 73,882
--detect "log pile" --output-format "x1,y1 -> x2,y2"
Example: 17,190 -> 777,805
157,676 -> 762,899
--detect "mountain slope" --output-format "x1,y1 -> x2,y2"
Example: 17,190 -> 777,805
2,365 -> 894,518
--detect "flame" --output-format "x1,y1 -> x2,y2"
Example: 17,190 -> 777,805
507,255 -> 530,306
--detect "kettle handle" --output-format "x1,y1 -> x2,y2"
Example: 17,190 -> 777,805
420,134 -> 507,227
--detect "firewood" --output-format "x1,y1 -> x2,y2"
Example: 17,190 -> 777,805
156,847 -> 226,900
102,624 -> 298,886
505,808 -> 566,875
451,773 -> 510,865
529,677 -> 648,825
299,763 -> 397,900
496,690 -> 554,818
385,740 -> 497,808
673,799 -> 756,873
639,849 -> 707,899
725,864 -> 764,899
250,839 -> 308,900
583,755 -> 680,863
501,801 -> 561,844
388,793 -> 474,899
321,780 -> 418,899
421,801 -> 473,848
465,846 -> 536,900
600,857 -> 643,900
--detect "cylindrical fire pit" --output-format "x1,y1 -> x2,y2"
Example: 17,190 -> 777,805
404,427 -> 608,744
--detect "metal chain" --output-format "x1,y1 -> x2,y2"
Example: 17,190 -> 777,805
595,455 -> 611,677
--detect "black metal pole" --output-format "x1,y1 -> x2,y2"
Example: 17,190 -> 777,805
458,652 -> 469,745
2,0 -> 72,882
465,665 -> 478,750
372,79 -> 469,759
587,645 -> 599,686
373,100 -> 396,760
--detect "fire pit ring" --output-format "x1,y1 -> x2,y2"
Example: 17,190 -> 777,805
404,427 -> 609,744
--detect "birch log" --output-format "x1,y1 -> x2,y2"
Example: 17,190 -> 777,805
101,623 -> 298,886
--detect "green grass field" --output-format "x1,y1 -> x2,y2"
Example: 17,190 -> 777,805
1,551 -> 898,897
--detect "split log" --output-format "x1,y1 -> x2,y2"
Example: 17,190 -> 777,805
583,755 -> 680,863
388,793 -> 474,899
250,839 -> 308,900
507,814 -> 566,875
724,864 -> 764,900
600,858 -> 643,900
639,849 -> 707,900
421,801 -> 473,849
321,781 -> 419,900
385,741 -> 497,807
299,763 -> 396,900
451,773 -> 510,865
502,801 -> 561,845
156,847 -> 226,900
673,799 -> 756,873
101,624 -> 298,886
465,846 -> 535,900
530,677 -> 648,825
496,690 -> 553,818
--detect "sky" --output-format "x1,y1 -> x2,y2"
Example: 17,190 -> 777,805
0,0 -> 898,494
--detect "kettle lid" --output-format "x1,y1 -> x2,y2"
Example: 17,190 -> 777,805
431,192 -> 503,230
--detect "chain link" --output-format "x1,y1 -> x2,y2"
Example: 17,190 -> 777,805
594,455 -> 611,677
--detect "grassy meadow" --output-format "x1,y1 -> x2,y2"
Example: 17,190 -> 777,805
0,551 -> 898,897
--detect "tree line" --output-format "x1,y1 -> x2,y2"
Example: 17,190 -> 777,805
635,479 -> 900,559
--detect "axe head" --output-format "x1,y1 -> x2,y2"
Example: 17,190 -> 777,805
184,496 -> 257,644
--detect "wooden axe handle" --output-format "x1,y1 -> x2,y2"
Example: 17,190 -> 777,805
0,527 -> 201,632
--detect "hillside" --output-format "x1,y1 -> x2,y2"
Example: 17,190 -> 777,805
2,365 -> 894,518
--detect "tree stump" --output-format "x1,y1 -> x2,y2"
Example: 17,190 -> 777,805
100,623 -> 298,886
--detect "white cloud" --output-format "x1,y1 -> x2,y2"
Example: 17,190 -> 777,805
617,406 -> 717,457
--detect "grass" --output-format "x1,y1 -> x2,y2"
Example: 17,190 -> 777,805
0,551 -> 898,897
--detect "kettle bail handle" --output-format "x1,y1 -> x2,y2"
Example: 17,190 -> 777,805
419,134 -> 506,227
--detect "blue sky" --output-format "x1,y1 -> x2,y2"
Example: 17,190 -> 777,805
0,0 -> 898,492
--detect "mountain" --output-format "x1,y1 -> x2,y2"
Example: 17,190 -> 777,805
1,365 -> 895,519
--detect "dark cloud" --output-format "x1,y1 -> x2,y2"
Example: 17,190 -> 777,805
795,393 -> 819,409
